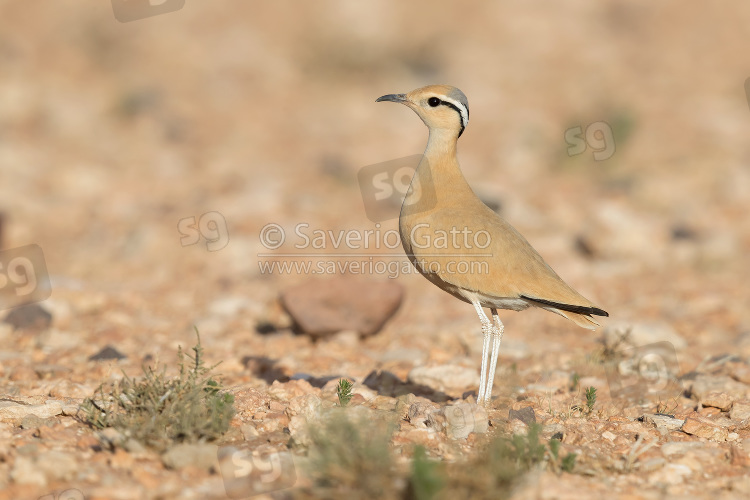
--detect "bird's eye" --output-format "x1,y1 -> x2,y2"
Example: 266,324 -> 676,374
428,97 -> 441,107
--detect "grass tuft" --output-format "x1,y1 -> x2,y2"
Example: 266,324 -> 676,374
79,330 -> 235,452
585,386 -> 597,413
336,378 -> 354,407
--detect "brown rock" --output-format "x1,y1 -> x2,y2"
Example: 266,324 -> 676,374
701,392 -> 734,411
280,277 -> 403,337
689,375 -> 750,401
681,412 -> 729,441
2,304 -> 52,331
731,401 -> 750,421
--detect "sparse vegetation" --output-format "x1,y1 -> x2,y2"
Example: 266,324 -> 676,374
337,378 -> 354,407
585,386 -> 597,413
295,413 -> 578,500
79,331 -> 235,452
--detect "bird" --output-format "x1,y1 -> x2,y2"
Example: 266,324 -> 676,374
376,84 -> 608,406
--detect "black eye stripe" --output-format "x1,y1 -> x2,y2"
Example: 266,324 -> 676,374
439,100 -> 467,137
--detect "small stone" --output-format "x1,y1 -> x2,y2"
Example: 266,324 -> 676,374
510,419 -> 529,436
19,414 -> 46,430
408,402 -> 438,428
730,401 -> 750,421
286,394 -> 322,419
162,443 -> 219,471
642,413 -> 685,432
601,431 -> 617,442
407,364 -> 479,394
681,412 -> 729,441
240,423 -> 260,440
0,400 -> 62,421
288,415 -> 311,446
689,375 -> 750,401
509,406 -> 536,426
701,392 -> 734,411
88,345 -> 126,361
2,303 -> 52,330
280,278 -> 403,337
431,402 -> 488,440
640,457 -> 666,472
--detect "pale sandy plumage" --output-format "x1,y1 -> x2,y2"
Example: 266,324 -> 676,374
377,84 -> 608,405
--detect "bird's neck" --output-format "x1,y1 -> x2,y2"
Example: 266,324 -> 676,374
402,128 -> 474,216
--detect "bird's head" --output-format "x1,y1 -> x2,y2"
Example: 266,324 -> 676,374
376,84 -> 469,138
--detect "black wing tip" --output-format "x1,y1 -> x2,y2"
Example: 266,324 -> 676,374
521,295 -> 609,317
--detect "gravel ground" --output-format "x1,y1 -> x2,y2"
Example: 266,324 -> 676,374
1,1 -> 750,499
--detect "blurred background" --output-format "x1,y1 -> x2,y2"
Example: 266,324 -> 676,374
1,0 -> 750,497
0,1 -> 748,372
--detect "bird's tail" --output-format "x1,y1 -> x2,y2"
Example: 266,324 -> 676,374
543,307 -> 601,330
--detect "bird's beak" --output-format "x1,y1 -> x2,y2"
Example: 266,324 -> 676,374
376,93 -> 407,104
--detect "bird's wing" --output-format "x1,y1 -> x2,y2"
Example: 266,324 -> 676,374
404,202 -> 602,312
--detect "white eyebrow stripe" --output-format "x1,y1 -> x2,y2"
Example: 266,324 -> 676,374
439,96 -> 469,128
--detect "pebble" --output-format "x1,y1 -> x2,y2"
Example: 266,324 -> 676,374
730,400 -> 750,421
427,402 -> 488,440
280,277 -> 403,337
88,345 -> 127,361
407,401 -> 438,428
689,375 -> 750,401
642,413 -> 684,432
407,364 -> 479,394
681,412 -> 729,441
509,406 -> 536,426
19,414 -> 46,430
700,391 -> 734,412
0,400 -> 62,422
2,303 -> 52,330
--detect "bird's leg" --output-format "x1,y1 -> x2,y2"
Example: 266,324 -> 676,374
483,308 -> 505,405
472,300 -> 492,405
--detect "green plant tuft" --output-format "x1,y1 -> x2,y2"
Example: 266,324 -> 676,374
336,378 -> 354,407
79,330 -> 235,452
585,386 -> 597,413
407,445 -> 445,500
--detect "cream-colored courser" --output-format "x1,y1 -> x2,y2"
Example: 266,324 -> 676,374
377,84 -> 608,406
